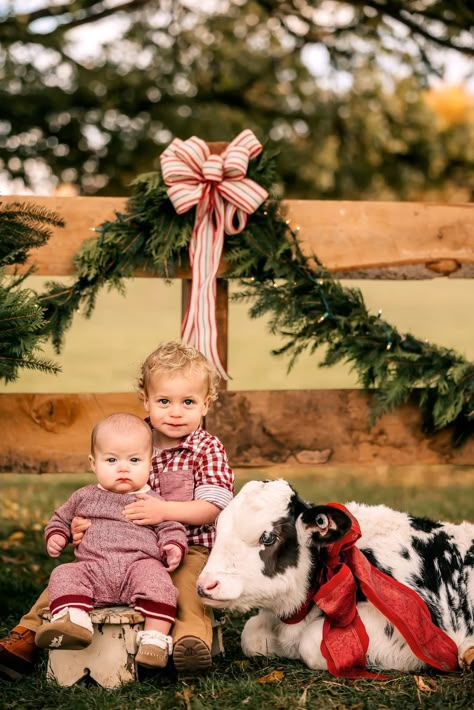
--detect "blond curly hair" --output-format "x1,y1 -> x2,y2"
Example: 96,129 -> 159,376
137,341 -> 220,402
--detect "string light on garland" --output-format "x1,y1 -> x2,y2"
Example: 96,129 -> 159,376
35,136 -> 474,445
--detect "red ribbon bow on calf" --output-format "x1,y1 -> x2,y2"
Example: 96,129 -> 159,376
317,503 -> 459,678
160,130 -> 268,378
284,502 -> 459,679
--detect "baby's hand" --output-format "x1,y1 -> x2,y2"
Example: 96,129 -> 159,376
71,516 -> 91,546
163,543 -> 183,572
123,494 -> 166,525
47,534 -> 66,558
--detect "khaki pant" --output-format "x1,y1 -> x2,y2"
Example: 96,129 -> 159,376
20,545 -> 213,649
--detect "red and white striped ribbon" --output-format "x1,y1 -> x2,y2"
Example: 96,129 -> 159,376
160,129 -> 268,379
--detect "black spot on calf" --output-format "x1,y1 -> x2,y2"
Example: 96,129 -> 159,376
260,516 -> 300,577
360,548 -> 393,578
410,531 -> 460,597
409,515 -> 443,533
409,530 -> 463,629
384,622 -> 394,639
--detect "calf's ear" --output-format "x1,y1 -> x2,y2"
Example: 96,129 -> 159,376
300,505 -> 352,545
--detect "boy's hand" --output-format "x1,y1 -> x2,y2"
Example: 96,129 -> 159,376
163,543 -> 183,572
123,494 -> 166,525
71,516 -> 91,546
47,534 -> 66,558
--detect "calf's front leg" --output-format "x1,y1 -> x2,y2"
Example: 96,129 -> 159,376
241,610 -> 281,657
297,616 -> 328,670
459,637 -> 474,670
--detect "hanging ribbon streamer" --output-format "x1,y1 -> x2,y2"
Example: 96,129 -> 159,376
160,130 -> 268,379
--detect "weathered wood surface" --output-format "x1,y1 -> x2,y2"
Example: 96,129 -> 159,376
288,201 -> 474,276
2,391 -> 472,473
6,196 -> 474,278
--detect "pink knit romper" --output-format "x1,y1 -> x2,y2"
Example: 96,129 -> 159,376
45,485 -> 187,623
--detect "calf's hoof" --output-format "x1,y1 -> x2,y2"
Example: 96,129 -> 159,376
459,645 -> 474,671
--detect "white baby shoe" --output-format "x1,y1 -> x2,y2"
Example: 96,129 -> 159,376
36,607 -> 93,650
135,630 -> 173,668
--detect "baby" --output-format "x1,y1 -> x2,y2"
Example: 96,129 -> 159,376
35,412 -> 187,669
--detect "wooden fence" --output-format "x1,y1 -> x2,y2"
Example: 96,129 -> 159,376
2,196 -> 474,472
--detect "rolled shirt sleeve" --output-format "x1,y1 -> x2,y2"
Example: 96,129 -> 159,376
192,434 -> 234,510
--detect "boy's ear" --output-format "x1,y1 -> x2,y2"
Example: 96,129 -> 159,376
202,395 -> 211,416
300,505 -> 352,546
88,454 -> 96,472
142,395 -> 150,413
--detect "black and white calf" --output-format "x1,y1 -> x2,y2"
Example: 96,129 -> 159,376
197,479 -> 474,674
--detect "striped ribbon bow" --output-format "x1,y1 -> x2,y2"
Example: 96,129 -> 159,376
160,129 -> 268,379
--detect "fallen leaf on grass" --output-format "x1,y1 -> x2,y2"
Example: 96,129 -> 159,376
175,687 -> 193,709
257,669 -> 285,683
414,675 -> 439,693
8,531 -> 25,541
3,500 -> 20,512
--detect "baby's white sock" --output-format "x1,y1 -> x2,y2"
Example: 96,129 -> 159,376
137,630 -> 173,653
51,606 -> 93,634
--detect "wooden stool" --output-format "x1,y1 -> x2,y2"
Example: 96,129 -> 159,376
41,606 -> 225,688
43,606 -> 144,688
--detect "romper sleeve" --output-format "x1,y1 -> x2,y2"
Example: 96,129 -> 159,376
44,490 -> 82,548
154,519 -> 188,562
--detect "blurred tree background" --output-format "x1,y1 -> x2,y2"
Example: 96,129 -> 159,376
0,0 -> 473,200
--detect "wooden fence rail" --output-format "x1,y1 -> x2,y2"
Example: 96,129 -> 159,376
2,196 -> 474,472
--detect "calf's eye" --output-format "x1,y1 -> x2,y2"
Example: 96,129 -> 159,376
315,513 -> 329,528
259,531 -> 277,546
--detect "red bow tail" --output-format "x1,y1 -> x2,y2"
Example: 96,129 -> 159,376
316,563 -> 385,679
347,546 -> 459,673
314,503 -> 459,678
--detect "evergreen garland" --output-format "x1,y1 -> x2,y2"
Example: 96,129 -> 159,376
38,152 -> 474,444
0,201 -> 63,383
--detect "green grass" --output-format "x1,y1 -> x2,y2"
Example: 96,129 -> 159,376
1,471 -> 473,708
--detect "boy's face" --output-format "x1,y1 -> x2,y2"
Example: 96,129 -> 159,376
143,368 -> 211,449
89,428 -> 152,493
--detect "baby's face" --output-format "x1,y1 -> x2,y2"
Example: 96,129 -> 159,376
89,429 -> 151,494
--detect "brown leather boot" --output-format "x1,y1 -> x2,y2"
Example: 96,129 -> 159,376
0,626 -> 38,680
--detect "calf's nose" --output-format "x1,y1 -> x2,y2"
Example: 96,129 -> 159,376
197,574 -> 219,598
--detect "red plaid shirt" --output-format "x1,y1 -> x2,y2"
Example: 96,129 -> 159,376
147,424 -> 234,549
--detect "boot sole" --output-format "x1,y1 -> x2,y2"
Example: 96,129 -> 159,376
173,636 -> 212,673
